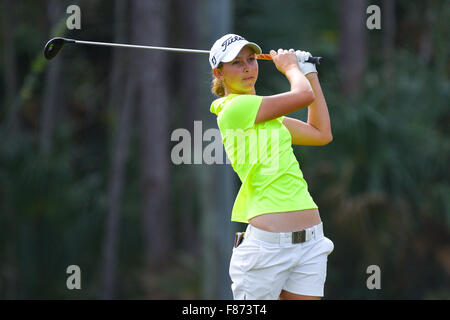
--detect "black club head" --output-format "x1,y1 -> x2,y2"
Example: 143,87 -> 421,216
44,37 -> 69,60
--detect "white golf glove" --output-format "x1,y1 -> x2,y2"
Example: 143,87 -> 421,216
289,49 -> 317,75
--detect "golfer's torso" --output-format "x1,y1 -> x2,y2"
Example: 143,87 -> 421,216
224,117 -> 318,223
249,208 -> 321,232
222,116 -> 290,177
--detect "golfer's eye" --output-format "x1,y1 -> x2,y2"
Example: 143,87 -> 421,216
249,57 -> 256,63
232,60 -> 241,65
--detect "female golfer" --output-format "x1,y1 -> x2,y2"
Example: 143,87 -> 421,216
209,34 -> 334,300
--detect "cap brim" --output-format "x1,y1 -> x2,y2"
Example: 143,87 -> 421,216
221,42 -> 262,63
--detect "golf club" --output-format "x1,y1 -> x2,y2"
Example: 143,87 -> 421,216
44,37 -> 322,65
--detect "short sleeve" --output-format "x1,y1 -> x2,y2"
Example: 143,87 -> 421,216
218,95 -> 263,131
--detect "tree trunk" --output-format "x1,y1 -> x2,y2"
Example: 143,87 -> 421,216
418,2 -> 434,65
2,0 -> 19,138
382,0 -> 396,80
100,0 -> 132,299
2,0 -> 18,109
1,0 -> 19,299
171,0 -> 200,254
100,76 -> 136,299
338,0 -> 368,99
200,0 -> 237,300
131,0 -> 171,270
40,0 -> 65,155
107,0 -> 128,114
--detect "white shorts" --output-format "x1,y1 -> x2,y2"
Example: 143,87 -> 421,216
229,223 -> 334,300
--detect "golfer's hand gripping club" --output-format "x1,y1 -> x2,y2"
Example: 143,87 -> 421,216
293,50 -> 318,75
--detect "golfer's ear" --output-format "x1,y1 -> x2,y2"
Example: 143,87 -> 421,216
213,68 -> 223,79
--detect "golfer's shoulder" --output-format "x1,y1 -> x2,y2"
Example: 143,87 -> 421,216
224,94 -> 262,113
216,95 -> 261,131
211,94 -> 259,116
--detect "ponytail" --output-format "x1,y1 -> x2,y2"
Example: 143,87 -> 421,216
211,63 -> 225,97
211,78 -> 225,97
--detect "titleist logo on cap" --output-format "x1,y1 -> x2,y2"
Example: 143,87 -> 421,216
221,35 -> 245,52
210,35 -> 245,67
209,33 -> 261,69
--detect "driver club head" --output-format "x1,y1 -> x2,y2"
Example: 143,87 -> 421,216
44,37 -> 72,60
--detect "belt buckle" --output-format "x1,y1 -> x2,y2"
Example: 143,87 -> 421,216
292,230 -> 306,244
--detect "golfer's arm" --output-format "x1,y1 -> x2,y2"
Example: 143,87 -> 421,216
254,69 -> 314,124
283,73 -> 332,146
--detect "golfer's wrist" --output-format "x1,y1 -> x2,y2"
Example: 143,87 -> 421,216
286,69 -> 311,92
285,67 -> 303,82
305,72 -> 318,81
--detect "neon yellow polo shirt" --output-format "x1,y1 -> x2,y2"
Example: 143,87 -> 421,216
210,94 -> 318,223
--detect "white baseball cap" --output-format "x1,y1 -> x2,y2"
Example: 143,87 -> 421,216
209,34 -> 262,69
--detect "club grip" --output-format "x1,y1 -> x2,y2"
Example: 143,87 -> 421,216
256,54 -> 322,65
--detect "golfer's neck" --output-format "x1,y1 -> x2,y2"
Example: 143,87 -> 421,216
225,87 -> 256,96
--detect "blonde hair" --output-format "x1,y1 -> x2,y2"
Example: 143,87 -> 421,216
211,63 -> 225,97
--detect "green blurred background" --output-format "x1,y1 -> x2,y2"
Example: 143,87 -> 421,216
0,0 -> 448,299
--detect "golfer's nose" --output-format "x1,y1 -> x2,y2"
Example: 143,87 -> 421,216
243,61 -> 250,72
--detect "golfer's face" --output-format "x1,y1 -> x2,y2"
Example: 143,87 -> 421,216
222,46 -> 258,95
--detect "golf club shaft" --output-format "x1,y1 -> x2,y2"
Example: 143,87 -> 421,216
64,39 -> 320,63
69,39 -> 210,55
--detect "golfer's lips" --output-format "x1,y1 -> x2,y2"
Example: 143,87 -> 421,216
242,76 -> 255,81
